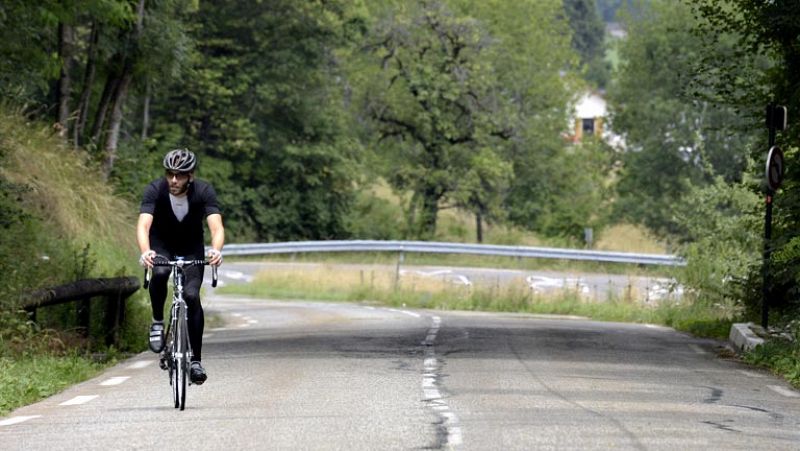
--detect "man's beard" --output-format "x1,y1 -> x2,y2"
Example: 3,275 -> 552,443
170,182 -> 189,195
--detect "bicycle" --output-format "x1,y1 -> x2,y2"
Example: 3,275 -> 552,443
143,255 -> 217,411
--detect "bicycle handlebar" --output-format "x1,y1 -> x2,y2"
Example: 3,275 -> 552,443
143,256 -> 219,289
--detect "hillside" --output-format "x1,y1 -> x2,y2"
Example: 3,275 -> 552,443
0,106 -> 139,310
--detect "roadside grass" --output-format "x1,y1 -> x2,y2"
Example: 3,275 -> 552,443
0,353 -> 110,416
0,315 -> 127,416
216,264 -> 733,340
744,338 -> 800,388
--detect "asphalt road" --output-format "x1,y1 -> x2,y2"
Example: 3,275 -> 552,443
2,295 -> 799,450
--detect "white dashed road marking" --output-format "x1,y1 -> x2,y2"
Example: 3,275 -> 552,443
126,360 -> 153,370
0,416 -> 41,426
421,315 -> 463,447
59,395 -> 98,406
100,377 -> 130,386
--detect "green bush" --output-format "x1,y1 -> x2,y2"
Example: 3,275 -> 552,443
672,176 -> 761,320
745,338 -> 800,386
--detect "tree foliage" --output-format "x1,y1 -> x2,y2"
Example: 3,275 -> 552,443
608,0 -> 754,237
563,0 -> 609,87
1,0 -> 609,245
688,0 -> 800,317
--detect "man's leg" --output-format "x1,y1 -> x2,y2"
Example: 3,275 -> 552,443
184,264 -> 207,384
148,266 -> 170,352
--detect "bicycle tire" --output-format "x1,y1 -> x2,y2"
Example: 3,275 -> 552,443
177,311 -> 188,411
168,321 -> 179,409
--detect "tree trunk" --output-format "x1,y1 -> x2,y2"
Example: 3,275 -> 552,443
475,211 -> 483,243
91,74 -> 119,147
74,22 -> 99,148
101,0 -> 146,180
417,185 -> 441,239
102,72 -> 132,179
57,22 -> 74,140
141,79 -> 151,140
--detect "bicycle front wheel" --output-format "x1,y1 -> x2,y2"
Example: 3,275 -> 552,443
169,324 -> 180,409
176,313 -> 189,410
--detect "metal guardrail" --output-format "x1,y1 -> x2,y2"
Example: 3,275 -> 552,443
221,240 -> 685,266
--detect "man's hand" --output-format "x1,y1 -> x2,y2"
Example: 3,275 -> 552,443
139,250 -> 156,268
207,248 -> 223,266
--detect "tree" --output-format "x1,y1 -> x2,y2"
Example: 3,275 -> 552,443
454,0 -> 599,241
563,0 -> 609,87
355,1 -> 514,239
690,0 -> 800,316
608,0 -> 753,237
134,0 -> 364,242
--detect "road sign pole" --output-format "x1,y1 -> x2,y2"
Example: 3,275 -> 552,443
762,191 -> 773,329
761,104 -> 787,329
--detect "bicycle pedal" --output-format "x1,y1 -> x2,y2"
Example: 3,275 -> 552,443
159,355 -> 169,371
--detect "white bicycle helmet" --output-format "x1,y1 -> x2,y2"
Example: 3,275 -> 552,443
163,148 -> 197,173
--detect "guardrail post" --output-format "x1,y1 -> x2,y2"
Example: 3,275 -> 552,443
394,251 -> 405,290
77,297 -> 91,337
104,293 -> 122,347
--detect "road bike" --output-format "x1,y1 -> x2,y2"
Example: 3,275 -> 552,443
144,255 -> 217,411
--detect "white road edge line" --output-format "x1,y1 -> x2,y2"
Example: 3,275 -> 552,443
387,308 -> 421,318
737,369 -> 764,378
59,395 -> 99,406
100,376 -> 130,386
768,385 -> 800,398
0,415 -> 42,426
688,344 -> 706,355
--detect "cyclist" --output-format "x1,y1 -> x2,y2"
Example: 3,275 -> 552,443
137,148 -> 224,385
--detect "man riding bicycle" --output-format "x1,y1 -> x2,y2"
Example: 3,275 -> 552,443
137,148 -> 224,384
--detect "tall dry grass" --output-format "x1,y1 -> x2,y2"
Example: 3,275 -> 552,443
0,107 -> 136,271
218,264 -> 734,339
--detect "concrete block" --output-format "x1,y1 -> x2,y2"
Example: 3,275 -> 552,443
729,322 -> 765,352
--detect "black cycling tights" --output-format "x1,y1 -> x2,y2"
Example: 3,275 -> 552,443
149,263 -> 205,361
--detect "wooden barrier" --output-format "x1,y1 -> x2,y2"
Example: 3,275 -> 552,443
22,276 -> 140,347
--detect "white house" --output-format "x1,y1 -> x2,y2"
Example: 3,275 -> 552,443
572,91 -> 607,141
568,91 -> 625,149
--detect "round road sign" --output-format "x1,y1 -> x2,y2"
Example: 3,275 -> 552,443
766,145 -> 785,191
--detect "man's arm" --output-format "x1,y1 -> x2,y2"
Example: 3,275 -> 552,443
137,213 -> 155,268
206,213 -> 225,265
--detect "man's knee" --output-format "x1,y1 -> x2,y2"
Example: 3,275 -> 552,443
184,291 -> 201,306
151,266 -> 171,281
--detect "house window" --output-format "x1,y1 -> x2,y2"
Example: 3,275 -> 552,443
582,118 -> 595,134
